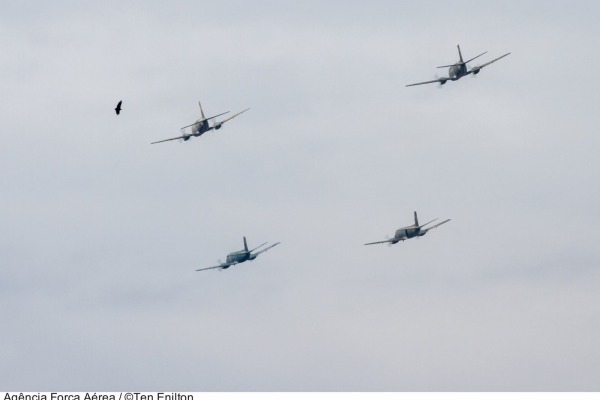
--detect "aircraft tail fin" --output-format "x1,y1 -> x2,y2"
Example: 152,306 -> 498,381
414,211 -> 419,227
243,236 -> 248,252
198,101 -> 205,119
457,44 -> 463,63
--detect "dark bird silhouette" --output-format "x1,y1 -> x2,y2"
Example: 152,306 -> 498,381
115,100 -> 122,115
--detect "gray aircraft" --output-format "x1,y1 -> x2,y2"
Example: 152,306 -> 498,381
364,212 -> 450,246
406,45 -> 510,87
151,101 -> 250,144
196,237 -> 280,272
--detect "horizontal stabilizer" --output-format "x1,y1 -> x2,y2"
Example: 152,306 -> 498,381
464,51 -> 488,65
249,242 -> 268,253
437,51 -> 487,68
436,63 -> 461,69
253,242 -> 281,256
214,108 -> 250,126
423,219 -> 451,232
475,52 -> 511,69
418,218 -> 438,229
181,111 -> 230,129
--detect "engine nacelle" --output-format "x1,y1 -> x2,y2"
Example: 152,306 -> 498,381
183,136 -> 190,141
214,124 -> 222,130
472,68 -> 481,75
440,79 -> 448,85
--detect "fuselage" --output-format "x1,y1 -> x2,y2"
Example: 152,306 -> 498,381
448,63 -> 468,80
192,120 -> 210,136
181,120 -> 211,141
393,225 -> 427,242
225,250 -> 257,265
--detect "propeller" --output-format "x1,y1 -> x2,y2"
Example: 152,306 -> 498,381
212,117 -> 223,130
177,128 -> 187,143
385,234 -> 392,247
434,73 -> 445,89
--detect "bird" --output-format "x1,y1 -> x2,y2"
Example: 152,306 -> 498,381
115,100 -> 122,115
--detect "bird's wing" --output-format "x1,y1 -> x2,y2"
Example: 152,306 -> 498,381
406,77 -> 449,87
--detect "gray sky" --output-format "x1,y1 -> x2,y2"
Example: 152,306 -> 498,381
1,0 -> 599,391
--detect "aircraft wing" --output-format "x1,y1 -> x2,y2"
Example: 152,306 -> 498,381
214,108 -> 250,126
464,51 -> 488,65
364,239 -> 395,245
253,242 -> 280,256
181,111 -> 230,130
406,77 -> 449,87
195,261 -> 237,272
418,218 -> 438,229
422,219 -> 451,232
151,133 -> 192,144
468,52 -> 510,74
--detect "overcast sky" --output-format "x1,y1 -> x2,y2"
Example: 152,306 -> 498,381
1,0 -> 600,391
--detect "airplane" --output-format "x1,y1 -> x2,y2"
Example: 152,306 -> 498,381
196,236 -> 280,272
151,101 -> 250,144
364,211 -> 450,246
406,45 -> 510,87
